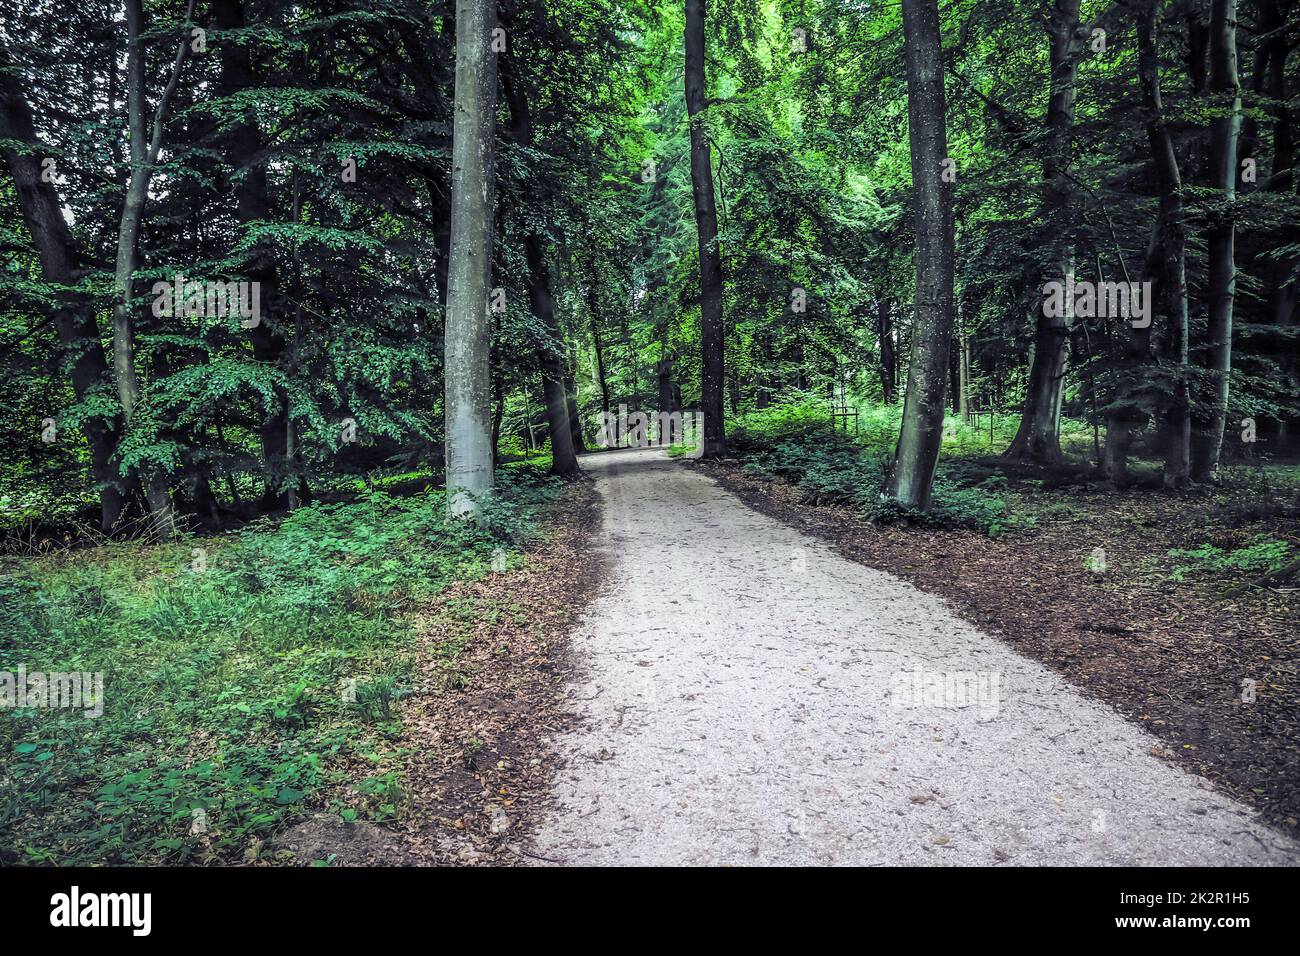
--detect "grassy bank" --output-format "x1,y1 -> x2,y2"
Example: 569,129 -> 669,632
0,466 -> 564,865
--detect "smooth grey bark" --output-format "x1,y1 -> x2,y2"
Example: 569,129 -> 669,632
0,52 -> 130,532
1005,0 -> 1085,463
111,0 -> 194,539
1191,0 -> 1242,481
885,0 -> 956,511
443,0 -> 498,516
685,0 -> 726,456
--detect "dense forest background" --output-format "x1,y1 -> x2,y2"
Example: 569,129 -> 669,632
2,0 -> 1299,865
2,0 -> 1296,533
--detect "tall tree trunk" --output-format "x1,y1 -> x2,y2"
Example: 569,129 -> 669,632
685,0 -> 726,456
1260,0 -> 1297,443
1134,0 -> 1193,487
657,319 -> 675,415
885,0 -> 956,510
1191,0 -> 1242,481
502,67 -> 578,476
1005,0 -> 1083,463
877,298 -> 897,403
112,0 -> 193,539
443,0 -> 499,516
588,284 -> 611,416
948,329 -> 963,413
657,359 -> 674,416
212,0 -> 295,510
958,332 -> 971,418
565,361 -> 587,453
524,235 -> 579,475
0,52 -> 129,532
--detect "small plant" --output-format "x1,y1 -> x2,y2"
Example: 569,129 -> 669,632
1166,537 -> 1295,582
353,676 -> 407,721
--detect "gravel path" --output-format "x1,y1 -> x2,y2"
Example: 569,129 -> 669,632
528,446 -> 1298,866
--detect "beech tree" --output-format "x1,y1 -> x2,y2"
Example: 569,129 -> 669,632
684,0 -> 726,457
444,0 -> 499,516
1004,0 -> 1085,464
1191,0 -> 1242,481
110,0 -> 195,538
885,0 -> 956,510
0,47 -> 127,531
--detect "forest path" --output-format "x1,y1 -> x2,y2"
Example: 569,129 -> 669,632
526,446 -> 1296,865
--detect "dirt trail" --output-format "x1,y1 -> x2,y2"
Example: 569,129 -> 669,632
528,446 -> 1297,865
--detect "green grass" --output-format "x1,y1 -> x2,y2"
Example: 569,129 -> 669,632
0,466 -> 563,865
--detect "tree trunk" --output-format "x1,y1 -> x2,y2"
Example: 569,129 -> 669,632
885,0 -> 956,510
948,328 -> 964,414
499,64 -> 577,478
213,0 -> 294,510
0,52 -> 129,532
958,332 -> 971,418
685,0 -> 726,456
502,67 -> 578,477
1260,0 -> 1297,443
1191,0 -> 1241,482
657,321 -> 674,415
565,362 -> 586,453
443,0 -> 499,517
1103,223 -> 1160,484
877,298 -> 897,403
588,284 -> 611,416
112,0 -> 193,539
1005,0 -> 1083,463
1135,0 -> 1193,488
525,235 -> 579,475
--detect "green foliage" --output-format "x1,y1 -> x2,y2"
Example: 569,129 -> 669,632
732,398 -> 1042,537
1166,537 -> 1296,583
0,470 -> 563,864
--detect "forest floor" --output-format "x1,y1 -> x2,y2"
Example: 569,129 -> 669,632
524,446 -> 1298,865
696,454 -> 1300,835
0,466 -> 604,866
268,479 -> 608,866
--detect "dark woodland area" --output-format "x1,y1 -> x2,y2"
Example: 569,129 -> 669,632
1,0 -> 1297,873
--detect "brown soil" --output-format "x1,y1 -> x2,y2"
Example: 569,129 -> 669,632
272,479 -> 607,866
691,458 -> 1300,834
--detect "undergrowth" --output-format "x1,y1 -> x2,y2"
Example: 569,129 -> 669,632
732,399 -> 1031,537
0,465 -> 562,864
